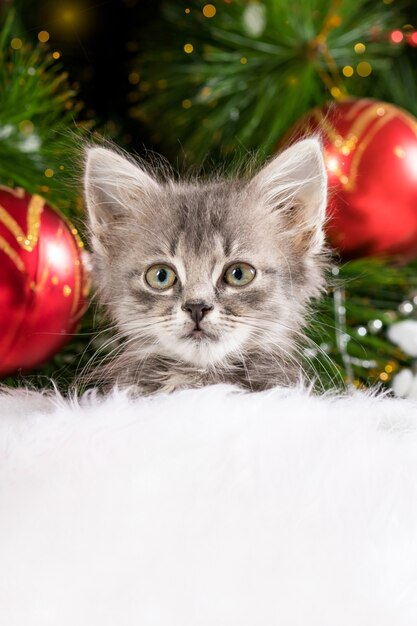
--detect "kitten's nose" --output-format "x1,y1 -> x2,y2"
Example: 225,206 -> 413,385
182,301 -> 213,328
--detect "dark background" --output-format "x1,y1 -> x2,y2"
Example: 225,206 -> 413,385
19,0 -> 164,151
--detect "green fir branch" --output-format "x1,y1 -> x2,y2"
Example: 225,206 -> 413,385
132,0 -> 405,163
0,10 -> 87,216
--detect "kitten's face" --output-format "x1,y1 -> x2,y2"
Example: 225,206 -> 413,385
84,140 -> 327,370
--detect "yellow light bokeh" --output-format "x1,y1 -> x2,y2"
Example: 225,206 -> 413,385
139,81 -> 150,92
62,10 -> 75,23
182,99 -> 192,109
330,86 -> 342,98
327,14 -> 342,28
379,372 -> 389,382
356,61 -> 372,77
52,51 -> 61,59
185,8 -> 191,13
50,4 -> 91,36
354,42 -> 366,54
38,30 -> 50,43
44,168 -> 54,178
128,71 -> 140,85
240,57 -> 248,64
10,38 -> 22,50
342,65 -> 354,77
203,4 -> 217,18
184,43 -> 194,54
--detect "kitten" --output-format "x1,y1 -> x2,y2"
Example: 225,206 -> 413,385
84,138 -> 328,394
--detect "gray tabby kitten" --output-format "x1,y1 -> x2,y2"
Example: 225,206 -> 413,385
84,138 -> 328,394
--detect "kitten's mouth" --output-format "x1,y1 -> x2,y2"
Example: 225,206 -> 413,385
183,328 -> 217,341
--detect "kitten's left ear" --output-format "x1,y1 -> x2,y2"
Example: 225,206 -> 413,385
251,138 -> 327,253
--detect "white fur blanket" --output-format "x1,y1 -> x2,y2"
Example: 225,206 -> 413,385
1,385 -> 417,625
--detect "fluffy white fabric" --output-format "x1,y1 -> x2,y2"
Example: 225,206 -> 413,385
1,384 -> 417,625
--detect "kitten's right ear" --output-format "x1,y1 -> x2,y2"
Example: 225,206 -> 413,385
84,147 -> 159,232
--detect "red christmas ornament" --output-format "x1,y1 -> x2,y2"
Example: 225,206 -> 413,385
0,187 -> 89,376
288,98 -> 417,260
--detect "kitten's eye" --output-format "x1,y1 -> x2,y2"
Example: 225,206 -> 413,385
145,264 -> 177,290
224,263 -> 256,287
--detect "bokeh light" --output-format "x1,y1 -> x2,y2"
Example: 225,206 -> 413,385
128,71 -> 140,84
390,29 -> 404,43
356,61 -> 372,77
10,38 -> 22,50
202,4 -> 216,18
408,31 -> 417,47
38,31 -> 50,43
51,2 -> 94,38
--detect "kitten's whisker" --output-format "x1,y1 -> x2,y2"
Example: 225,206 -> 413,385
75,322 -> 147,379
74,325 -> 126,381
235,346 -> 253,391
234,312 -> 340,385
234,318 -> 319,387
76,334 -> 127,387
80,332 -> 152,391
